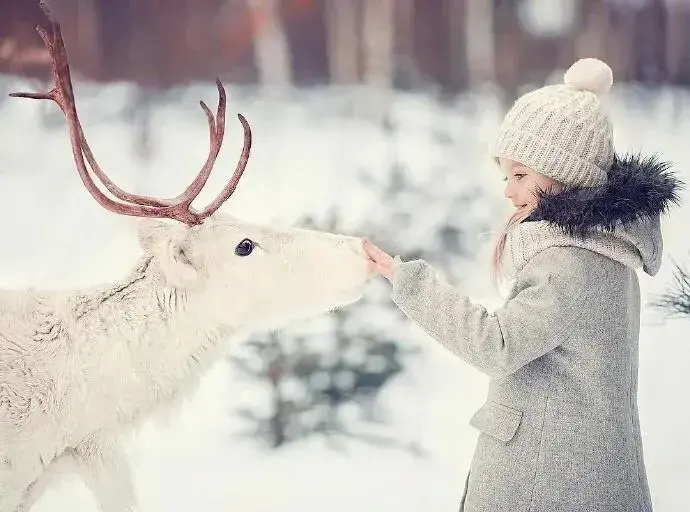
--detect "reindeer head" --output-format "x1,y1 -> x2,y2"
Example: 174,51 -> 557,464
12,3 -> 373,329
137,214 -> 372,328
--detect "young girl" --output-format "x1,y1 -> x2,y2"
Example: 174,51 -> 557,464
363,58 -> 682,512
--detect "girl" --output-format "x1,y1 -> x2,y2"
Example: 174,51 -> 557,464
362,58 -> 682,512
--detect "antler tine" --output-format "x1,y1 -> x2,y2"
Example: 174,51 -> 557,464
10,1 -> 252,226
78,77 -> 227,210
76,126 -> 173,208
200,113 -> 252,219
170,78 -> 228,209
84,78 -> 226,210
11,1 -> 169,209
10,4 -> 185,220
76,83 -> 224,209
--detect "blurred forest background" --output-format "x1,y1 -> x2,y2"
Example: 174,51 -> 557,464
1,0 -> 689,459
3,0 -> 690,98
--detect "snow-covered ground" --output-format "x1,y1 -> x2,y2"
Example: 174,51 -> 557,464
1,75 -> 689,511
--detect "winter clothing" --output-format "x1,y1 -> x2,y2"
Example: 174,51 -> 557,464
389,151 -> 681,512
501,154 -> 678,281
491,58 -> 615,188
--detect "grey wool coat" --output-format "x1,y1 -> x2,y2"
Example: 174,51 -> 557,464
390,154 -> 682,512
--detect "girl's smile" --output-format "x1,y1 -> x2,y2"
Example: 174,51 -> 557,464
499,158 -> 563,209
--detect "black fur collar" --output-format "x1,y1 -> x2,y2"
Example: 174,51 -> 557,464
526,153 -> 684,237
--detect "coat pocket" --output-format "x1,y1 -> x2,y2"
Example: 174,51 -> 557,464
469,401 -> 523,443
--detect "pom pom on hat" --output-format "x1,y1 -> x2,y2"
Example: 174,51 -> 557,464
563,58 -> 613,95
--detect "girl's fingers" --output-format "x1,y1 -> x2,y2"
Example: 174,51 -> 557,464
378,263 -> 393,282
367,258 -> 393,282
363,238 -> 393,264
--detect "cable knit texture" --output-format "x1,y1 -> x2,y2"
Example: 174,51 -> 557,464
500,216 -> 659,282
387,150 -> 682,511
491,58 -> 615,188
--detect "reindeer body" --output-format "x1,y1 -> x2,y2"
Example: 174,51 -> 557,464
1,217 -> 373,512
0,265 -> 226,511
2,7 -> 376,510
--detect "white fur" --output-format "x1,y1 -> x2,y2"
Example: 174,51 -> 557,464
0,213 -> 373,512
563,57 -> 613,95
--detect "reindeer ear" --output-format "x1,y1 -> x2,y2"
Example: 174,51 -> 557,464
138,219 -> 172,253
138,219 -> 199,288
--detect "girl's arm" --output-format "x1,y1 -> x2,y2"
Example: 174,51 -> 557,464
390,246 -> 589,378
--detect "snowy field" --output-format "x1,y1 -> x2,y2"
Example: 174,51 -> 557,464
1,75 -> 689,511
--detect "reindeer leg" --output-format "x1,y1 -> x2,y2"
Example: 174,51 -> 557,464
0,456 -> 42,512
16,451 -> 81,512
0,483 -> 24,512
73,435 -> 138,512
3,443 -> 137,512
0,451 -> 87,512
0,479 -> 33,512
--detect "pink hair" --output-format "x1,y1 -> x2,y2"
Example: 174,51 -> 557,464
489,204 -> 536,288
490,156 -> 564,287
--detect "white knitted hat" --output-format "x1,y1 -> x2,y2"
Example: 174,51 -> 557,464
491,58 -> 615,188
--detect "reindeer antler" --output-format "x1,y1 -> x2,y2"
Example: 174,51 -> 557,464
10,1 -> 252,226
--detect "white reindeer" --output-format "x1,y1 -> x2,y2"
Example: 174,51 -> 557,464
0,5 -> 373,512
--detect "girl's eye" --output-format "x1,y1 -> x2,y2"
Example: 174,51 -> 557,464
235,238 -> 255,256
515,173 -> 525,180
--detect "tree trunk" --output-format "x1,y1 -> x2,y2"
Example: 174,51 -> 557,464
446,0 -> 466,92
664,1 -> 689,123
493,0 -> 522,103
249,0 -> 293,92
664,0 -> 685,83
464,0 -> 495,88
75,0 -> 99,77
361,0 -> 394,121
392,0 -> 415,89
325,0 -> 360,85
575,0 -> 612,70
362,0 -> 394,90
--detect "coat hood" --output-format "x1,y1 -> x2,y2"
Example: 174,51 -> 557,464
526,153 -> 682,236
523,153 -> 683,276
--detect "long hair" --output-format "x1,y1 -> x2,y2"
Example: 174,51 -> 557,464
490,158 -> 564,288
489,205 -> 536,288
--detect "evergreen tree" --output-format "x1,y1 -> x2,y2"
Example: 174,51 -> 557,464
655,258 -> 690,318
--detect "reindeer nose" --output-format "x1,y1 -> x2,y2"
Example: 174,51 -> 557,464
340,236 -> 367,257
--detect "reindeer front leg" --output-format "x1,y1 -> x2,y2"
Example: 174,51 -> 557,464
13,440 -> 137,512
0,454 -> 49,512
17,452 -> 81,512
73,436 -> 139,512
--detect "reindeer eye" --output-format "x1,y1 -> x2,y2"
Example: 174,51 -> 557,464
235,238 -> 255,256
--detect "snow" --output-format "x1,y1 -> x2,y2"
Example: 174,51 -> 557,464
1,75 -> 689,511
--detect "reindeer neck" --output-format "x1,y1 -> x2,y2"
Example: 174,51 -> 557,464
58,255 -> 237,430
69,255 -> 155,320
65,255 -> 230,353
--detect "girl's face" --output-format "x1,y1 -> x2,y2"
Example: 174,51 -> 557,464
499,158 -> 563,209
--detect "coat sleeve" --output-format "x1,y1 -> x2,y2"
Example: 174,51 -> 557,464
390,247 -> 589,378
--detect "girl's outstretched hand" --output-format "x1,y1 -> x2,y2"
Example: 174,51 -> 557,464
362,238 -> 394,283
